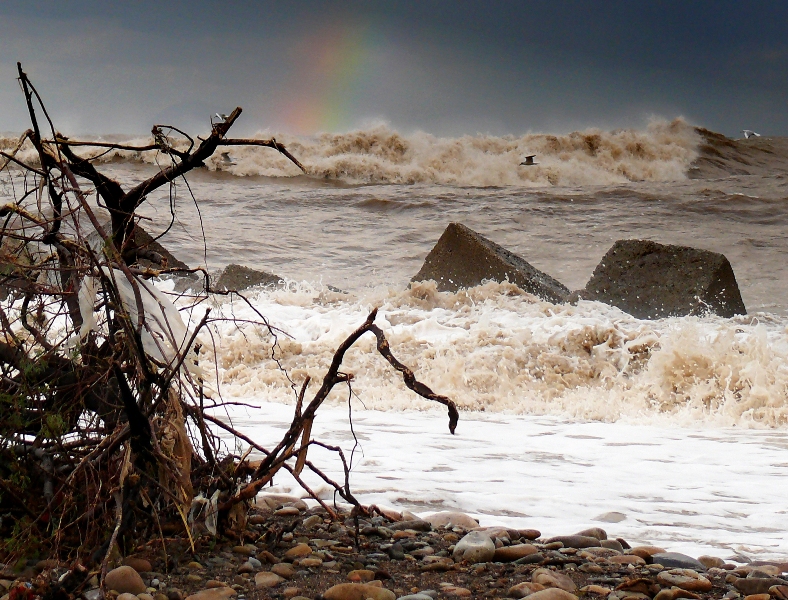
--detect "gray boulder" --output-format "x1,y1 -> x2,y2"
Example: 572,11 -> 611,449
650,552 -> 707,571
576,239 -> 746,319
214,264 -> 282,292
412,223 -> 569,302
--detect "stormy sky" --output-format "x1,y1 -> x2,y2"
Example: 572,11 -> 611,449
1,0 -> 786,137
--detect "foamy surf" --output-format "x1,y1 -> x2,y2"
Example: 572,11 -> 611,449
1,118 -> 699,186
169,279 -> 788,429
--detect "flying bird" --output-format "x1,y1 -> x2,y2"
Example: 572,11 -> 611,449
742,130 -> 761,139
520,155 -> 538,166
219,152 -> 236,166
215,113 -> 229,122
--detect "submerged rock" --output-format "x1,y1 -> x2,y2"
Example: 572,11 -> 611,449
411,223 -> 569,302
576,239 -> 746,318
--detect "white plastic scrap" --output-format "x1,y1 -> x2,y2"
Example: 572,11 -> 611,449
188,489 -> 219,536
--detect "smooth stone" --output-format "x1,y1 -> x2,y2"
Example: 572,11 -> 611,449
347,570 -> 375,583
656,569 -> 712,592
653,588 -> 702,600
302,515 -> 322,529
771,585 -> 788,600
651,553 -> 707,571
423,512 -> 479,530
138,594 -> 154,600
83,591 -> 101,600
275,507 -> 301,516
734,578 -> 788,595
508,582 -> 546,598
254,572 -> 284,589
514,553 -> 544,565
580,547 -> 621,559
609,555 -> 646,566
205,582 -> 227,589
593,512 -> 627,524
517,590 -> 579,600
493,544 -> 538,562
698,555 -> 725,569
183,589 -> 236,600
419,558 -> 454,572
440,586 -> 470,597
629,546 -> 668,559
121,558 -> 152,573
519,529 -> 542,540
116,594 -> 138,600
284,544 -> 312,560
322,583 -> 395,600
580,585 -> 612,596
544,535 -> 601,549
297,558 -> 322,568
254,494 -> 307,511
531,568 -> 577,592
600,540 -> 624,552
388,519 -> 431,532
452,531 -> 495,563
236,563 -> 254,575
271,564 -> 295,579
742,595 -> 771,600
186,562 -> 204,571
395,595 -> 434,600
105,566 -> 147,595
575,527 -> 607,540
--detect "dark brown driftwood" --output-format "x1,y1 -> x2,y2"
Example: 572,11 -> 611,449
0,62 -> 457,581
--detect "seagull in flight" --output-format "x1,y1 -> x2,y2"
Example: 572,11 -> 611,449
215,113 -> 229,122
219,152 -> 236,167
742,130 -> 761,139
519,155 -> 538,166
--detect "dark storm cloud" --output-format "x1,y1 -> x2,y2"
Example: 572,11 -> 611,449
1,0 -> 786,136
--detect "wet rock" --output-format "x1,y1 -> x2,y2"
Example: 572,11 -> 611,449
770,585 -> 788,599
629,546 -> 667,559
493,543 -> 538,562
698,555 -> 726,569
657,569 -> 712,592
322,583 -> 396,600
411,222 -> 569,302
734,577 -> 788,595
423,511 -> 479,530
576,527 -> 607,540
105,566 -> 147,595
609,555 -> 646,566
576,239 -> 746,318
600,540 -> 625,552
214,264 -> 281,292
388,519 -> 431,532
183,589 -> 236,600
452,531 -> 495,563
519,529 -> 542,540
531,568 -> 577,592
254,572 -> 284,589
271,563 -> 295,579
347,570 -> 375,583
544,535 -> 601,549
651,553 -> 707,571
653,588 -> 702,600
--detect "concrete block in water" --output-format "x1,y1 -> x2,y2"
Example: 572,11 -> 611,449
411,222 -> 570,302
576,239 -> 746,319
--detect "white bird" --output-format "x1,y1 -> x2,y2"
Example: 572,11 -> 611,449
215,113 -> 229,122
219,152 -> 236,167
742,130 -> 761,139
519,155 -> 538,166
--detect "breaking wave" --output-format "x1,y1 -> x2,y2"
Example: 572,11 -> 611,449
1,118 -> 699,187
178,279 -> 788,429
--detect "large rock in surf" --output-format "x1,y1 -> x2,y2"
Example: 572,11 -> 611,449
577,239 -> 746,319
214,263 -> 282,292
412,222 -> 570,302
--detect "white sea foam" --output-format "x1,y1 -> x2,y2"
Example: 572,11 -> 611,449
177,279 -> 788,428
